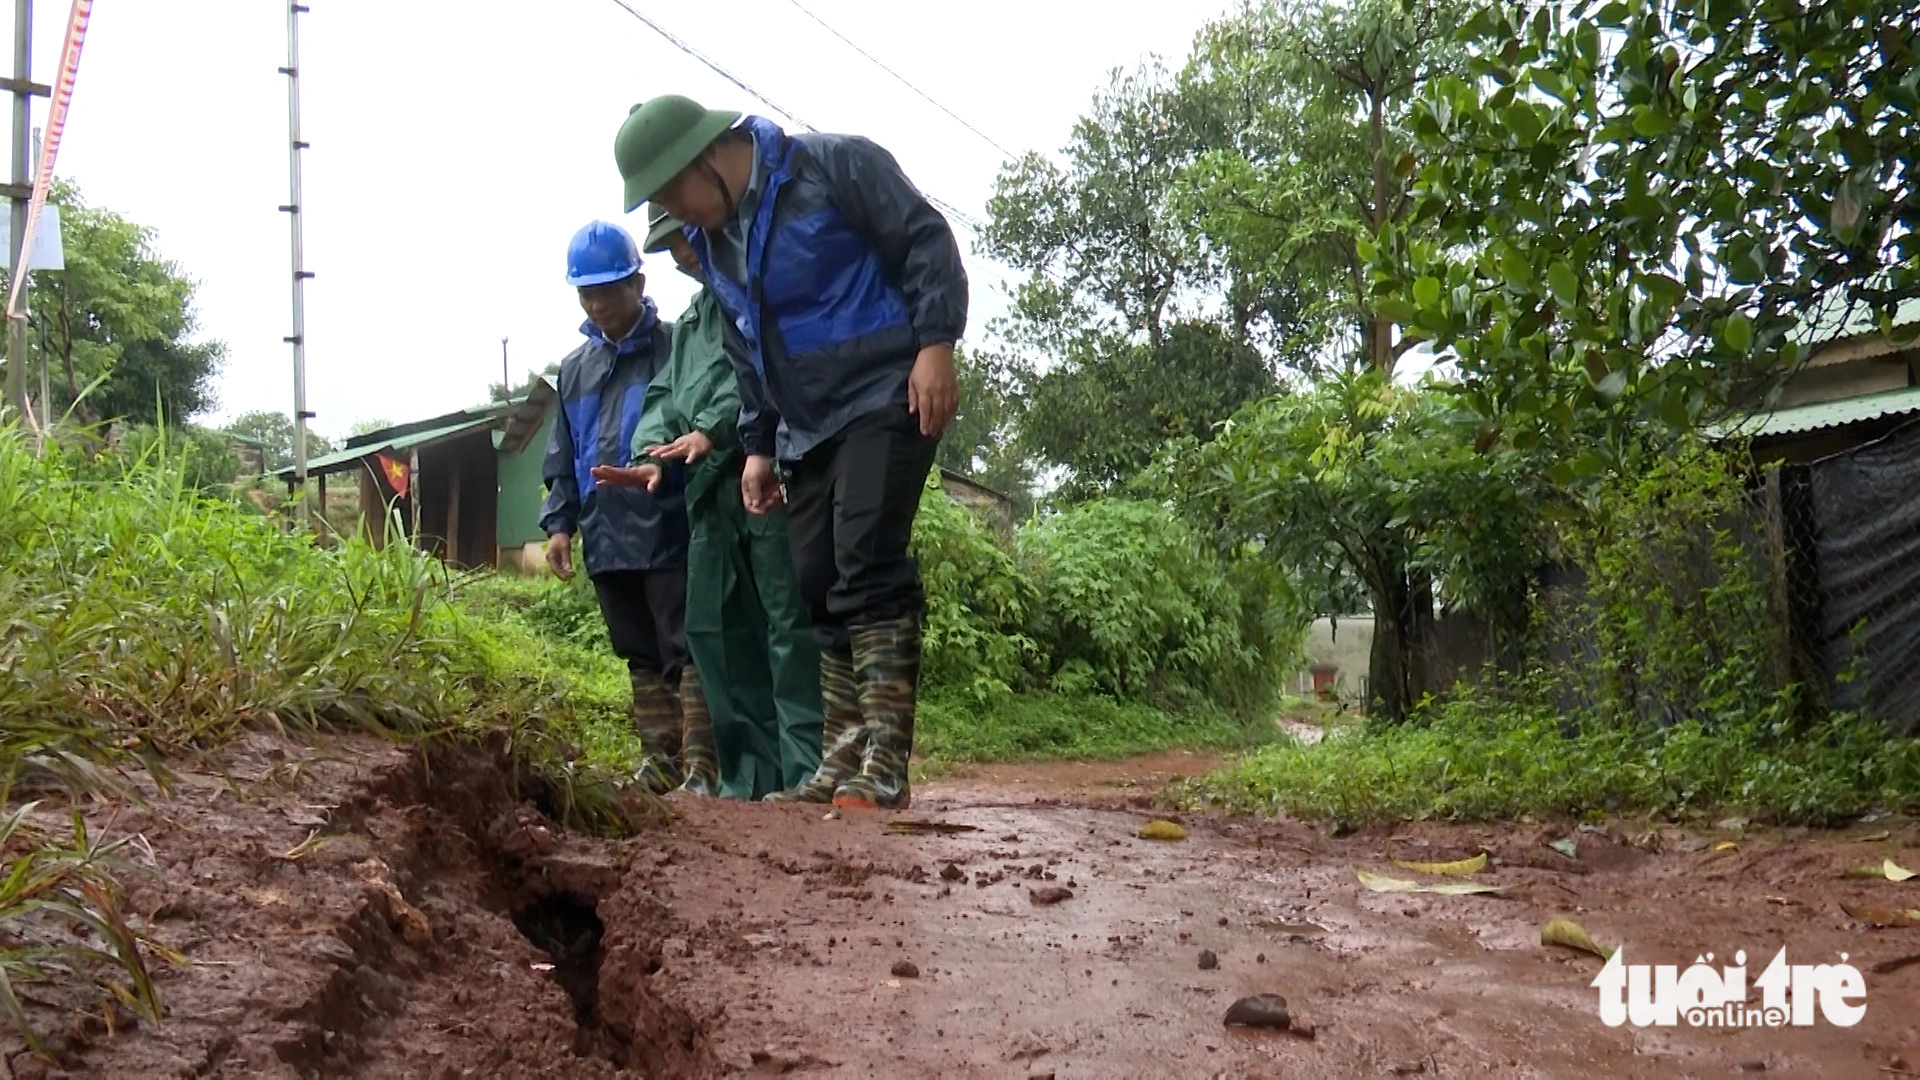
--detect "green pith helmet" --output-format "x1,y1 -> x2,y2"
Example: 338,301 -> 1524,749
643,203 -> 685,254
615,95 -> 741,212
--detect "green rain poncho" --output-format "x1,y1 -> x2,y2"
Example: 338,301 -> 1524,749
633,287 -> 823,798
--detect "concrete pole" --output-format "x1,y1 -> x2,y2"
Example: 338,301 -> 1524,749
281,1 -> 312,525
5,0 -> 31,419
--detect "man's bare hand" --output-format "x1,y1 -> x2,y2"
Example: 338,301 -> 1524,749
907,342 -> 959,437
544,531 -> 575,581
590,463 -> 663,492
741,454 -> 783,515
644,430 -> 715,464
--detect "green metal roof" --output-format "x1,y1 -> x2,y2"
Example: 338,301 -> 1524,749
270,416 -> 497,480
1718,385 -> 1920,441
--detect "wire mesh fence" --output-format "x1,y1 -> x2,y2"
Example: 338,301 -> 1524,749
1774,418 -> 1920,735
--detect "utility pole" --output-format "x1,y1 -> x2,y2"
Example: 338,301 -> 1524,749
4,0 -> 36,419
500,337 -> 509,398
280,1 -> 312,525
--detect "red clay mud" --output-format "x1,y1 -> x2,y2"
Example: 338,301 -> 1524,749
9,741 -> 1920,1078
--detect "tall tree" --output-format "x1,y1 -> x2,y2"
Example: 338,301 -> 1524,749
1371,0 -> 1920,474
9,181 -> 225,425
1020,321 -> 1275,501
1163,374 -> 1550,720
982,65 -> 1289,495
1182,0 -> 1463,377
220,410 -> 336,470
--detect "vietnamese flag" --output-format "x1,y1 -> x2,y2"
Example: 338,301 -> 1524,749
377,452 -> 410,498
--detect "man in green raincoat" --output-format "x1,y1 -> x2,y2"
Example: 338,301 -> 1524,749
592,207 -> 824,800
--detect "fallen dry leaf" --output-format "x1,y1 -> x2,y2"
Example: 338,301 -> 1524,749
1355,867 -> 1505,896
1846,860 -> 1918,882
1840,903 -> 1920,928
1542,916 -> 1615,960
1390,851 -> 1488,877
1856,830 -> 1893,843
1138,820 -> 1188,841
1714,840 -> 1738,852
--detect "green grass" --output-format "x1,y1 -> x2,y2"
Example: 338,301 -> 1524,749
917,688 -> 1276,764
1185,696 -> 1920,827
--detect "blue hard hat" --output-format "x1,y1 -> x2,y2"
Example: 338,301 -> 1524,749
565,220 -> 642,287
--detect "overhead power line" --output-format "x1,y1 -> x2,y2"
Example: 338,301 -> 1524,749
605,0 -> 812,132
781,0 -> 1021,161
606,0 -> 988,236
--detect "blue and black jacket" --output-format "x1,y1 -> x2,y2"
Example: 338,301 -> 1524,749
539,298 -> 689,576
686,116 -> 969,462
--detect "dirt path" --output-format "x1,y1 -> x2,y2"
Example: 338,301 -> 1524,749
14,741 -> 1920,1078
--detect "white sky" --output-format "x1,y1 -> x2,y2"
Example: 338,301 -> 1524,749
23,0 -> 1235,439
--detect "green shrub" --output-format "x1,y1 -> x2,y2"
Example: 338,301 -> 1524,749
1019,499 -> 1286,715
911,477 -> 1042,701
64,423 -> 240,496
1190,441 -> 1920,824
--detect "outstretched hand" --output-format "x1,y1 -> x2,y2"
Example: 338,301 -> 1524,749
590,463 -> 663,492
644,430 -> 715,464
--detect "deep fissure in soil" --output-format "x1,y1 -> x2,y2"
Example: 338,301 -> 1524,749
511,891 -> 626,1061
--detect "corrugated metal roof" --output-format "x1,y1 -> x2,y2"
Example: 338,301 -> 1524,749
270,416 -> 497,479
1791,293 -> 1920,348
1719,385 -> 1920,441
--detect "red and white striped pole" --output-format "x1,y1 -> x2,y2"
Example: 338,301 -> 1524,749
5,0 -> 90,321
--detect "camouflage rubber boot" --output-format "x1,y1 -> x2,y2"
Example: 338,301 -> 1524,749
831,617 -> 921,811
630,666 -> 684,795
674,666 -> 719,797
764,644 -> 863,803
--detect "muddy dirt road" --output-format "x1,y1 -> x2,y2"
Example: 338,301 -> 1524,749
15,739 -> 1920,1078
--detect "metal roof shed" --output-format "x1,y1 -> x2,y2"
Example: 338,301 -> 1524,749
273,380 -> 557,569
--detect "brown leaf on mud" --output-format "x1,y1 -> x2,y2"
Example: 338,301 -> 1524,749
884,820 -> 980,836
939,862 -> 965,882
1355,867 -> 1504,895
1028,887 -> 1074,906
1389,851 -> 1488,877
1841,903 -> 1920,928
1542,917 -> 1615,960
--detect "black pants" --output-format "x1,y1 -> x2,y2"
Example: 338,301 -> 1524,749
592,569 -> 689,681
783,407 -> 939,649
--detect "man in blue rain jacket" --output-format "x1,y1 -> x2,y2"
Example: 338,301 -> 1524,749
539,219 -> 711,795
615,97 -> 968,810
